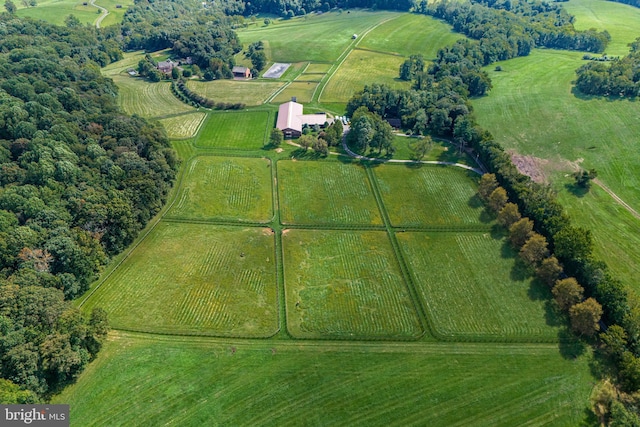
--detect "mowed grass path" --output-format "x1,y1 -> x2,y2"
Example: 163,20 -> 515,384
186,80 -> 284,106
283,229 -> 422,339
83,223 -> 278,337
278,161 -> 382,226
399,232 -> 559,341
54,333 -> 594,426
374,164 -> 488,228
358,13 -> 464,58
237,11 -> 399,63
195,110 -> 270,149
168,156 -> 273,222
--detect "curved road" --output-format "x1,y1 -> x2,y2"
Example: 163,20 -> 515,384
91,0 -> 109,28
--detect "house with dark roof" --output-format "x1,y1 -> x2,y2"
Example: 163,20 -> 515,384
232,66 -> 252,79
157,60 -> 175,74
276,101 -> 327,138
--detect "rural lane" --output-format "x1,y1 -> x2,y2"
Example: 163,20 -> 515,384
92,0 -> 109,29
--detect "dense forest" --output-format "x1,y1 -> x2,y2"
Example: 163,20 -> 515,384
608,0 -> 640,9
575,37 -> 640,97
0,15 -> 177,401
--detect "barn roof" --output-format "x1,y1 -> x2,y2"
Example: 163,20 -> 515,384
276,101 -> 327,134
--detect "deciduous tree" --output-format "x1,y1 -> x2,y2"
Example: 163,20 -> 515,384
536,256 -> 563,287
497,202 -> 521,228
487,187 -> 508,214
552,277 -> 584,311
570,297 -> 603,336
519,233 -> 549,267
478,173 -> 499,201
509,217 -> 534,248
269,128 -> 283,147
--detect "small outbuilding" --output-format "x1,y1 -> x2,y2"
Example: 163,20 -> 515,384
232,66 -> 252,79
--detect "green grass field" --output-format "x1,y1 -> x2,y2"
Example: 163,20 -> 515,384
237,11 -> 400,63
472,48 -> 640,290
53,332 -> 595,426
16,0 -> 99,26
82,223 -> 278,337
283,229 -> 422,339
358,13 -> 464,58
271,81 -> 318,103
321,49 -> 410,103
305,63 -> 332,73
391,136 -> 473,164
278,161 -> 382,226
373,164 -> 488,228
195,110 -> 270,149
186,80 -> 284,106
112,76 -> 194,118
399,232 -> 559,341
158,112 -> 206,139
168,156 -> 273,222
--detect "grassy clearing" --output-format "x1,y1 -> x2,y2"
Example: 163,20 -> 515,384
158,113 -> 206,139
16,0 -> 98,26
185,80 -> 284,106
472,49 -> 640,290
283,229 -> 422,339
101,51 -> 144,77
112,76 -> 194,118
564,0 -> 640,56
379,136 -> 473,164
237,11 -> 399,63
195,110 -> 270,149
399,232 -> 560,341
305,63 -> 332,73
82,223 -> 278,337
373,164 -> 488,228
278,160 -> 382,226
271,81 -> 318,103
321,49 -> 410,103
168,156 -> 273,223
53,332 -> 595,426
358,13 -> 464,58
94,0 -> 133,27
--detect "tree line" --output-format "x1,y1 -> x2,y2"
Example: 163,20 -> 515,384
0,15 -> 177,401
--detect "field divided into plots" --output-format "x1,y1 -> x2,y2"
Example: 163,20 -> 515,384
282,229 -> 422,339
195,110 -> 270,149
159,113 -> 207,139
398,232 -> 559,342
168,156 -> 273,223
374,164 -> 489,228
278,160 -> 382,226
186,80 -> 284,106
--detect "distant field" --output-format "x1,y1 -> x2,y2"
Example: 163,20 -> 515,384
54,333 -> 595,426
168,156 -> 273,223
321,49 -> 409,103
16,0 -> 98,26
305,63 -> 332,73
283,229 -> 422,339
358,13 -> 464,58
565,0 -> 640,56
237,11 -> 399,63
101,51 -> 144,77
278,161 -> 382,226
95,0 -> 134,27
82,223 -> 278,336
399,232 -> 559,341
373,165 -> 487,228
159,113 -> 206,139
195,110 -> 270,149
112,76 -> 194,118
186,80 -> 284,106
271,81 -> 318,103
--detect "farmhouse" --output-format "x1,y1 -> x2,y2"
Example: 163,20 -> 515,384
232,66 -> 252,79
157,60 -> 175,74
276,101 -> 327,138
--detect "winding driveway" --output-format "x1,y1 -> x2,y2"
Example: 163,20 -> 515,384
91,0 -> 109,28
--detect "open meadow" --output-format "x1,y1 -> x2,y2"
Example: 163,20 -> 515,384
81,222 -> 278,337
195,110 -> 270,149
186,80 -> 284,106
112,76 -> 195,118
272,81 -> 318,103
16,0 -> 132,26
158,112 -> 207,139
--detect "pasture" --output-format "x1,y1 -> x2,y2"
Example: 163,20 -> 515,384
282,229 -> 422,339
16,0 -> 98,26
373,165 -> 488,228
358,13 -> 464,59
236,11 -> 400,63
112,76 -> 194,118
195,110 -> 270,149
277,160 -> 382,226
53,332 -> 594,426
398,232 -> 559,341
185,80 -> 284,106
321,49 -> 409,103
271,81 -> 318,104
167,156 -> 273,223
159,112 -> 206,139
81,223 -> 278,337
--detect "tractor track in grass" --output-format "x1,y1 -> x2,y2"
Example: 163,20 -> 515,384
593,178 -> 640,221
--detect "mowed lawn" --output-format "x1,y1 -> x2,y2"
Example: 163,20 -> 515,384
17,0 -> 98,26
277,160 -> 382,226
112,76 -> 194,118
398,232 -> 560,341
168,156 -> 273,223
186,80 -> 284,106
373,165 -> 488,228
564,0 -> 640,56
237,11 -> 400,63
195,110 -> 270,149
81,223 -> 278,337
358,13 -> 464,58
321,49 -> 409,103
272,81 -> 318,104
53,333 -> 595,426
159,112 -> 206,139
283,229 -> 422,339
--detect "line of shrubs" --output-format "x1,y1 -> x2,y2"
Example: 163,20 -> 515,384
171,79 -> 245,110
